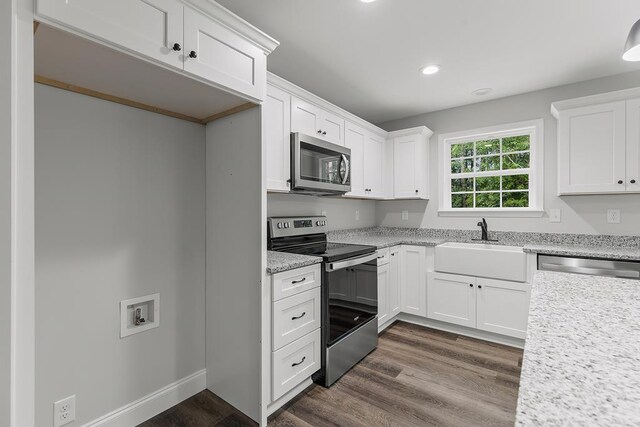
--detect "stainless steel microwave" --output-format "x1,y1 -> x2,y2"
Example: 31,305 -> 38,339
290,132 -> 351,195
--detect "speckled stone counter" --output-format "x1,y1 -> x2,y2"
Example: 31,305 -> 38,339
266,251 -> 321,274
327,227 -> 640,260
516,271 -> 640,426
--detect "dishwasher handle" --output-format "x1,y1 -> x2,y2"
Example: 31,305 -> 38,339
538,255 -> 640,280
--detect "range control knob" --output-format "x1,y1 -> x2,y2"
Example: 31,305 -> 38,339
322,221 -> 326,226
316,221 -> 321,226
277,222 -> 283,229
284,222 -> 290,229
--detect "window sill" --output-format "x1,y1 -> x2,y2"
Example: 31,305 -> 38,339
438,209 -> 545,218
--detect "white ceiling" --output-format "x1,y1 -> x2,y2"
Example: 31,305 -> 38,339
216,0 -> 640,124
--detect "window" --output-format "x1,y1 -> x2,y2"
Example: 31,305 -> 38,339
439,120 -> 543,216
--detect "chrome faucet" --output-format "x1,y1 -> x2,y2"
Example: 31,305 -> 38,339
473,218 -> 498,242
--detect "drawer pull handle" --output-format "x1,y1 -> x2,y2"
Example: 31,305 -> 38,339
291,277 -> 306,284
291,356 -> 306,367
291,312 -> 306,320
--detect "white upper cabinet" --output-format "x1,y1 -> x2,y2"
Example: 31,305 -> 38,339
364,133 -> 386,198
291,97 -> 345,146
36,0 -> 277,102
345,123 -> 367,197
36,0 -> 185,69
400,245 -> 427,317
183,7 -> 266,101
626,98 -> 640,192
388,127 -> 432,199
553,88 -> 640,195
265,85 -> 291,192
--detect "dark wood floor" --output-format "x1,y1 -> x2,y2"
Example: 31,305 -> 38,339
140,321 -> 523,427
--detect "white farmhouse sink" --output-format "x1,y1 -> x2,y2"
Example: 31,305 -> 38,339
434,242 -> 527,282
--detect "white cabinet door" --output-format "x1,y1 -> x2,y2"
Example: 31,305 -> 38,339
393,134 -> 428,199
320,110 -> 346,146
427,272 -> 476,328
365,133 -> 385,198
557,101 -> 627,195
388,246 -> 401,317
265,85 -> 291,192
183,7 -> 266,101
626,98 -> 640,193
345,123 -> 366,197
36,0 -> 184,69
476,278 -> 530,339
400,245 -> 427,317
377,264 -> 390,327
291,97 -> 345,146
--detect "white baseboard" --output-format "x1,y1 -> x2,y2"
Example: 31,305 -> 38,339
82,369 -> 206,427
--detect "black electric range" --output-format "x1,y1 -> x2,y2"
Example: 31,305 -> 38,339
268,216 -> 379,387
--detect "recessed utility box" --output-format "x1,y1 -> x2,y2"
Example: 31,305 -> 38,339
120,293 -> 160,338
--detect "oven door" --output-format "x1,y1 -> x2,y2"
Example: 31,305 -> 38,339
325,253 -> 378,346
291,132 -> 351,194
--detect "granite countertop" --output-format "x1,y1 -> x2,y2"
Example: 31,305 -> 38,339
266,251 -> 321,274
516,271 -> 640,426
328,233 -> 445,249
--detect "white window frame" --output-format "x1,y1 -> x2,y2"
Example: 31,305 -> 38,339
438,119 -> 544,217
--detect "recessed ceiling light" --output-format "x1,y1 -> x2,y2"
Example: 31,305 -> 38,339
360,0 -> 376,3
472,88 -> 493,96
420,65 -> 440,75
623,18 -> 640,61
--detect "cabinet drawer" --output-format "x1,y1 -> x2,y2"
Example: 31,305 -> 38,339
376,248 -> 390,266
272,329 -> 321,401
272,264 -> 320,301
272,288 -> 321,351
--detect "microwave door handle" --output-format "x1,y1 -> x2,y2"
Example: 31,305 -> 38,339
340,154 -> 350,184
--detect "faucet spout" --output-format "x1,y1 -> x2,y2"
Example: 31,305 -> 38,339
477,218 -> 489,241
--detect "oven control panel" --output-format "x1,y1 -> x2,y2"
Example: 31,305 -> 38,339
268,216 -> 327,238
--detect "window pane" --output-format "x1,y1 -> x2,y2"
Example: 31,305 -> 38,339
502,174 -> 529,190
475,176 -> 500,191
451,142 -> 474,158
462,158 -> 475,173
478,156 -> 500,171
475,139 -> 500,156
502,135 -> 530,153
476,192 -> 500,208
451,160 -> 462,174
451,193 -> 473,208
451,178 -> 473,193
502,191 -> 529,207
502,152 -> 530,170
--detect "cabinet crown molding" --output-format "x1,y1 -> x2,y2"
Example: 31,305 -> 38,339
551,86 -> 640,119
387,126 -> 434,139
267,72 -> 388,138
183,0 -> 279,54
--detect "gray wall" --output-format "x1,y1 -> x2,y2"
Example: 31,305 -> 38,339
377,70 -> 640,235
35,84 -> 206,425
268,194 -> 376,230
0,0 -> 11,422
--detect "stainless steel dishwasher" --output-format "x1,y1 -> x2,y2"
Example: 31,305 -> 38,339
538,255 -> 640,280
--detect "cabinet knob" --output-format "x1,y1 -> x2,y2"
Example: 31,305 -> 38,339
188,50 -> 197,59
469,283 -> 473,287
415,189 -> 419,193
322,131 -> 327,135
478,285 -> 482,289
631,179 -> 637,184
618,180 -> 624,184
172,43 -> 181,52
317,130 -> 322,134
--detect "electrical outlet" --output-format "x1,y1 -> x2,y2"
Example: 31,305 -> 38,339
355,210 -> 360,221
549,209 -> 561,223
402,210 -> 409,221
53,395 -> 75,427
607,209 -> 621,224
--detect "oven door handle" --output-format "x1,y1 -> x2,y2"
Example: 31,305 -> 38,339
326,252 -> 378,272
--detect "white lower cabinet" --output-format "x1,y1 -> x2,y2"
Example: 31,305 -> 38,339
269,264 -> 321,402
377,263 -> 390,327
377,245 -> 402,329
388,246 -> 401,318
476,277 -> 530,339
427,271 -> 530,339
272,328 -> 321,400
400,245 -> 427,317
427,272 -> 476,328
